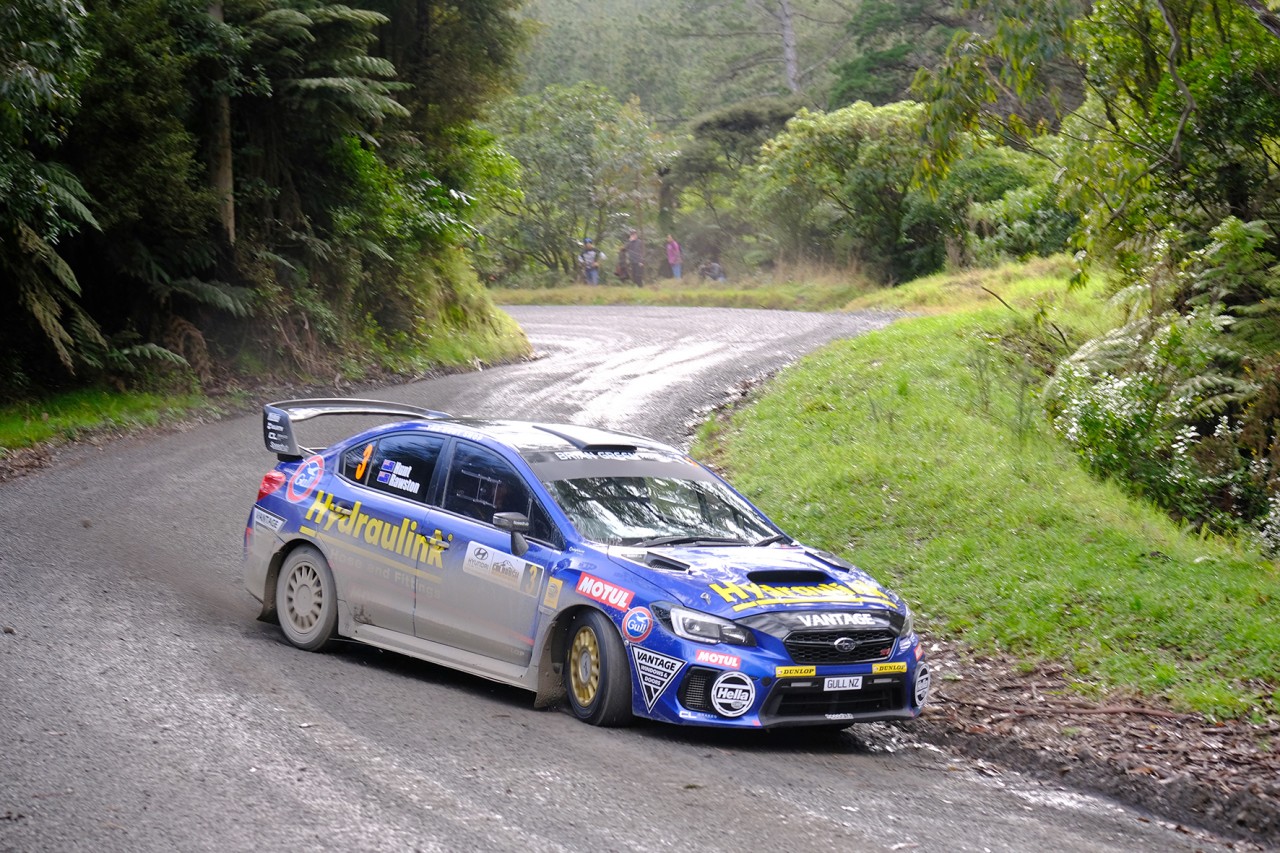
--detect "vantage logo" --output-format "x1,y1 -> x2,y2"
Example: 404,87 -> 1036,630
796,612 -> 877,628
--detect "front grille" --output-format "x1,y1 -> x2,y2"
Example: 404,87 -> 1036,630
764,679 -> 902,717
678,667 -> 717,712
784,629 -> 897,664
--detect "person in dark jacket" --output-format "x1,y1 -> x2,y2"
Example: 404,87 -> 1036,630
622,229 -> 645,286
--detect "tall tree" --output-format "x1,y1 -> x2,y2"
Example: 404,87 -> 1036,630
481,83 -> 672,276
62,0 -> 242,346
830,0 -> 965,106
0,0 -> 103,385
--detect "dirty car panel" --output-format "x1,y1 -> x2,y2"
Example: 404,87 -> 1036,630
244,399 -> 930,729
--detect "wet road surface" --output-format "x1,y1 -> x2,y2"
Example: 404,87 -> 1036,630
0,306 -> 1240,851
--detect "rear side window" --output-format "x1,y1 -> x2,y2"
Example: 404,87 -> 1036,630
343,433 -> 445,503
444,442 -> 560,545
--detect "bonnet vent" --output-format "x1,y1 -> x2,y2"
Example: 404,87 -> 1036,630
746,569 -> 830,584
645,553 -> 691,572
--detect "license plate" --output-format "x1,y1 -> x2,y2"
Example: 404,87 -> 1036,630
823,676 -> 863,691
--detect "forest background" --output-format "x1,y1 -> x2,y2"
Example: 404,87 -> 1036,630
4,0 -> 1280,548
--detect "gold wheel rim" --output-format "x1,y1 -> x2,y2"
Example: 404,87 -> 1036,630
569,627 -> 601,707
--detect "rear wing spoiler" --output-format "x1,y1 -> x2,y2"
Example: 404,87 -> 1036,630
263,398 -> 452,460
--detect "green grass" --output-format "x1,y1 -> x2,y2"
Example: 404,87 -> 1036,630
693,260 -> 1280,720
0,389 -> 230,452
488,264 -> 879,312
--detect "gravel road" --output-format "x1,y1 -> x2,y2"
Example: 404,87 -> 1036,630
0,306 -> 1245,852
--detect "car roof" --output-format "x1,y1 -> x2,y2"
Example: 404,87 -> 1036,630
416,417 -> 679,458
262,399 -> 683,464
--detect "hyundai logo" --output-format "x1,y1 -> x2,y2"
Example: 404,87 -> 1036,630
834,637 -> 858,653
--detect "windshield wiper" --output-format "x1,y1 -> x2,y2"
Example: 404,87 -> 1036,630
753,533 -> 793,546
633,535 -> 747,548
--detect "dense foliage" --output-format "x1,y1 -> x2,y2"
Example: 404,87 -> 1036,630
1,0 -> 529,398
505,0 -> 1280,547
477,83 -> 674,281
7,0 -> 1280,547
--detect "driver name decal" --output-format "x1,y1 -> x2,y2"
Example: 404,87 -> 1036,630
632,647 -> 683,711
376,459 -> 421,496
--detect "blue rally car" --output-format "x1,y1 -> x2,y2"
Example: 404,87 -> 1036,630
245,399 -> 930,729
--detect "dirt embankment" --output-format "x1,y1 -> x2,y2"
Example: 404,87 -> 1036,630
913,639 -> 1280,849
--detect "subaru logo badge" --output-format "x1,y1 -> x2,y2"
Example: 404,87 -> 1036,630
834,637 -> 858,653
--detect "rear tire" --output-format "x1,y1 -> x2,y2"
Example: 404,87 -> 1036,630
276,546 -> 337,651
564,610 -> 633,726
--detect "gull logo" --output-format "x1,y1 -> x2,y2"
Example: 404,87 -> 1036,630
286,455 -> 325,503
623,607 -> 653,642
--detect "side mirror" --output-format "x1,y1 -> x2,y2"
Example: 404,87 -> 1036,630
492,511 -> 531,557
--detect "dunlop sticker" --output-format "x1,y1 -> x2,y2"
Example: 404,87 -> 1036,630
775,666 -> 816,678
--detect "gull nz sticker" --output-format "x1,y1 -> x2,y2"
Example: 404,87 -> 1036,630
463,541 -> 543,596
632,647 -> 683,711
623,607 -> 653,642
575,573 -> 634,611
708,579 -> 896,613
711,671 -> 755,717
286,455 -> 325,503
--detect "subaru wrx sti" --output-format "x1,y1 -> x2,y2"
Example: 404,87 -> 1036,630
244,399 -> 930,729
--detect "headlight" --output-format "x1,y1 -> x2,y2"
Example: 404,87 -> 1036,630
898,605 -> 914,638
653,603 -> 755,646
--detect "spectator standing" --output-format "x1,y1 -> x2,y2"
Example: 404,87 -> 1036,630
665,234 -> 683,279
622,229 -> 645,286
577,238 -> 604,285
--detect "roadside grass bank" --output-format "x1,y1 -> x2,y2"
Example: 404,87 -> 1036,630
0,389 -> 233,452
695,262 -> 1280,722
488,263 -> 878,311
0,307 -> 531,457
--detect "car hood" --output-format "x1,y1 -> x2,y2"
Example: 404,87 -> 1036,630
605,543 -> 905,620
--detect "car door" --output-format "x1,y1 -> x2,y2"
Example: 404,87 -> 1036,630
414,439 -> 563,666
324,432 -> 445,636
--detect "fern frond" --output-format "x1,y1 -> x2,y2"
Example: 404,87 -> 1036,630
37,162 -> 100,230
309,5 -> 390,28
108,343 -> 190,370
1178,375 -> 1261,420
168,277 -> 255,317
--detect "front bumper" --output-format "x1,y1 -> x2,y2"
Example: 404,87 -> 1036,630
636,631 -> 930,729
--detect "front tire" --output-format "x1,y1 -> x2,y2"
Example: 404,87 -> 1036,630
276,546 -> 337,651
564,610 -> 632,726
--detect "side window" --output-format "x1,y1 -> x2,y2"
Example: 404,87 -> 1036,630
355,433 -> 445,502
342,440 -> 377,483
444,442 -> 560,546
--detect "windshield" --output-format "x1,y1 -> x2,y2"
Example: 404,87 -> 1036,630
544,475 -> 777,546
